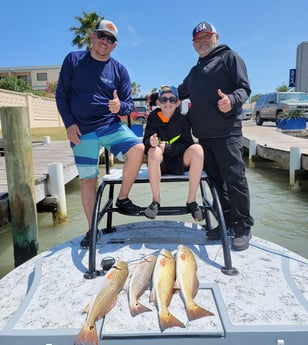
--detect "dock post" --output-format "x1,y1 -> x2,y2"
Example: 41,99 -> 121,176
248,139 -> 256,167
48,162 -> 67,223
0,106 -> 39,267
43,136 -> 50,144
290,147 -> 301,190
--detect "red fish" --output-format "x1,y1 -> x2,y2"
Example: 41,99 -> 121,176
176,245 -> 214,321
150,248 -> 185,331
128,254 -> 157,316
74,261 -> 128,345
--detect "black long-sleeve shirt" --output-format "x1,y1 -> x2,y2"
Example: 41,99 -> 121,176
143,108 -> 194,156
178,44 -> 251,139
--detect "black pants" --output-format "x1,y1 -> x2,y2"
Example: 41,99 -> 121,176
199,135 -> 254,235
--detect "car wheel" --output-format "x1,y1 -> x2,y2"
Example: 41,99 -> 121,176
136,117 -> 146,125
256,113 -> 263,126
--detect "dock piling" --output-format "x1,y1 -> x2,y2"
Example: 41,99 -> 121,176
48,162 -> 67,224
0,106 -> 39,267
290,147 -> 301,190
43,136 -> 51,144
248,139 -> 257,167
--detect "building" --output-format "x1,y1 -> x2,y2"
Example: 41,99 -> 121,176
0,65 -> 61,90
295,42 -> 308,93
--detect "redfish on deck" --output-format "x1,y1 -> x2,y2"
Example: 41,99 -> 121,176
128,254 -> 157,316
151,248 -> 185,332
176,245 -> 214,321
74,260 -> 129,345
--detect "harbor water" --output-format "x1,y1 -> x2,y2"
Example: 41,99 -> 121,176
0,159 -> 308,278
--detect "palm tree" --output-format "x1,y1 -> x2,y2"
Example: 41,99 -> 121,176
131,81 -> 141,96
251,94 -> 262,103
70,11 -> 102,50
70,13 -> 143,98
276,83 -> 290,92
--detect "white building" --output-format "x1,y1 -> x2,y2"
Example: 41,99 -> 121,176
0,65 -> 61,90
295,42 -> 308,93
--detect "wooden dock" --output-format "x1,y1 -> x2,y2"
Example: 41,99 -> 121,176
0,141 -> 77,200
242,123 -> 308,170
242,123 -> 308,190
0,141 -> 78,225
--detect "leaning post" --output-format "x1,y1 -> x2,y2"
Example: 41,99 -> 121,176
0,106 -> 39,267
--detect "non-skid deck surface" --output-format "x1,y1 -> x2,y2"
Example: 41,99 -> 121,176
0,221 -> 307,344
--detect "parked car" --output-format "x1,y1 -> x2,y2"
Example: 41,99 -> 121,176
241,109 -> 252,121
253,92 -> 308,126
130,105 -> 149,124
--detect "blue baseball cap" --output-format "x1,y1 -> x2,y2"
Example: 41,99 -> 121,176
158,85 -> 179,98
192,22 -> 217,41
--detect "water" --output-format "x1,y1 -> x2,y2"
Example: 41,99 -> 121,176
0,160 -> 308,278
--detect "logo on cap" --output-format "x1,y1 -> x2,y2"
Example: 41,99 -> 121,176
105,22 -> 116,32
96,19 -> 118,40
192,22 -> 217,40
159,85 -> 178,98
196,23 -> 208,33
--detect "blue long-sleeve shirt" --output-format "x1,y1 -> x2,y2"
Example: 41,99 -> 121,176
56,50 -> 134,134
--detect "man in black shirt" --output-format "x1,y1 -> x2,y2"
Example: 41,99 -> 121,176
178,21 -> 254,251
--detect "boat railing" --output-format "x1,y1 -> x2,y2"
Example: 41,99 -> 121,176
86,168 -> 238,277
85,102 -> 238,279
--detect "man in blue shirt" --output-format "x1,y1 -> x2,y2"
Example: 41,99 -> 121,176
56,19 -> 144,248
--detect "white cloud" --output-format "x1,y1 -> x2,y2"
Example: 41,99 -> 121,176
125,25 -> 143,47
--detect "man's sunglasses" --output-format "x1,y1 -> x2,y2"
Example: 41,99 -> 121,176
95,31 -> 116,44
158,96 -> 178,104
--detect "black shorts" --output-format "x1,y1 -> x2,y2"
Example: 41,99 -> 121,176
160,156 -> 187,175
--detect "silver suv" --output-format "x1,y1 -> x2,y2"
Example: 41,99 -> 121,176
253,92 -> 308,126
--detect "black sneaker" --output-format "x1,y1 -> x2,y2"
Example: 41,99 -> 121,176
144,201 -> 160,219
206,226 -> 234,240
80,230 -> 99,248
186,202 -> 204,222
206,226 -> 221,240
232,231 -> 252,251
116,198 -> 142,215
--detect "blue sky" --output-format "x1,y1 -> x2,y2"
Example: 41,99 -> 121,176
1,0 -> 307,97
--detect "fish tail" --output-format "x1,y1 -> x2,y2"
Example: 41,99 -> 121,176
130,301 -> 152,317
159,311 -> 185,332
74,324 -> 98,345
186,302 -> 214,321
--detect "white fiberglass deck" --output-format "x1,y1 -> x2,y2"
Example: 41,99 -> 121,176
0,221 -> 307,345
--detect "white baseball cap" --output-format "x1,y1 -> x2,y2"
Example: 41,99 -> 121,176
95,19 -> 118,41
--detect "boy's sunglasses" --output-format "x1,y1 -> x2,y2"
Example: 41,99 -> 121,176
158,96 -> 178,104
95,31 -> 116,44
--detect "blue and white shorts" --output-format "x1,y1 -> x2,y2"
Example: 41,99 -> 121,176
71,122 -> 141,180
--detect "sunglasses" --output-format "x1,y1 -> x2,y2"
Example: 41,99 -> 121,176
158,96 -> 178,104
95,31 -> 116,44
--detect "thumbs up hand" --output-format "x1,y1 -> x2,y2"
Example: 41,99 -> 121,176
217,89 -> 231,113
149,133 -> 159,148
109,89 -> 121,114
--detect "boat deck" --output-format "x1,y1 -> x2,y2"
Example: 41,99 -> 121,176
0,221 -> 307,345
